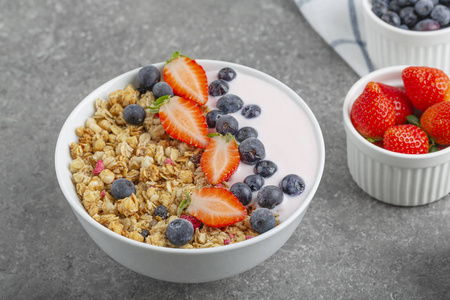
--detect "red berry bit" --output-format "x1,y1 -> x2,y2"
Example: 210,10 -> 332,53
180,215 -> 202,231
165,158 -> 174,166
94,160 -> 104,175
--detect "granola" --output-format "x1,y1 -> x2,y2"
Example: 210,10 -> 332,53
69,85 -> 263,248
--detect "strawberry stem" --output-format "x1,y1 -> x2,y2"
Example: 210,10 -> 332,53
165,51 -> 191,65
177,191 -> 191,217
367,137 -> 382,143
148,95 -> 171,113
406,115 -> 420,127
206,133 -> 236,144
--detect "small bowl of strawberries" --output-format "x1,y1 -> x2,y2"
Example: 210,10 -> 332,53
343,65 -> 450,206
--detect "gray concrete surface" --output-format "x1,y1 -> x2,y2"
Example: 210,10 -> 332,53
1,0 -> 449,299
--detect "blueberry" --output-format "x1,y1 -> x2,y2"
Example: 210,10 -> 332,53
400,6 -> 418,27
235,127 -> 258,143
238,138 -> 266,165
217,94 -> 244,113
372,0 -> 389,17
123,104 -> 146,125
414,18 -> 441,30
241,104 -> 261,119
137,65 -> 160,92
381,11 -> 402,26
166,219 -> 194,246
244,174 -> 265,192
415,0 -> 435,16
152,82 -> 174,99
257,186 -> 284,209
431,5 -> 450,26
110,178 -> 136,200
140,229 -> 149,239
399,24 -> 410,29
206,109 -> 225,128
218,67 -> 237,82
154,205 -> 169,220
389,0 -> 402,12
280,174 -> 305,196
230,182 -> 253,206
250,208 -> 276,234
216,115 -> 239,135
209,79 -> 229,97
399,0 -> 418,6
254,160 -> 278,178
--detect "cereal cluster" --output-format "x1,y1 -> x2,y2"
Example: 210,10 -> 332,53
69,85 -> 259,248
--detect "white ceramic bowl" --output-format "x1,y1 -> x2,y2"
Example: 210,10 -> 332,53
55,60 -> 325,283
362,0 -> 450,75
343,65 -> 450,206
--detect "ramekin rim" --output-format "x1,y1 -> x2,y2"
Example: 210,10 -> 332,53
362,0 -> 450,37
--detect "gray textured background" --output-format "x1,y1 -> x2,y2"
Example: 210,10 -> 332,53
1,0 -> 449,299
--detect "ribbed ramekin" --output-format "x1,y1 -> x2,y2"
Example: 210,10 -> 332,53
362,0 -> 450,75
343,66 -> 450,206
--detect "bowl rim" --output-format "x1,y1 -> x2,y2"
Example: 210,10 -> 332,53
55,59 -> 326,254
362,0 -> 450,37
343,65 -> 450,161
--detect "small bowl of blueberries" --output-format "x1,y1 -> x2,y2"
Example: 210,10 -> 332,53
362,0 -> 450,74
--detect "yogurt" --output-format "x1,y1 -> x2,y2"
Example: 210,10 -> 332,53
204,67 -> 320,222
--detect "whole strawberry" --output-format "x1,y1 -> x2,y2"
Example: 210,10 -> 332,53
378,83 -> 413,125
383,124 -> 429,154
350,81 -> 396,139
420,101 -> 450,146
402,66 -> 450,112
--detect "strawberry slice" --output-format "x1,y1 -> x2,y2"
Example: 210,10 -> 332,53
150,95 -> 210,149
163,52 -> 209,106
187,187 -> 247,228
201,134 -> 240,185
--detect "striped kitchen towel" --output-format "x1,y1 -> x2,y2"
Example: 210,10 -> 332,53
295,0 -> 374,77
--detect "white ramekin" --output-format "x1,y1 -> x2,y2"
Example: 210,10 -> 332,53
343,65 -> 450,206
55,60 -> 325,282
362,0 -> 450,75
